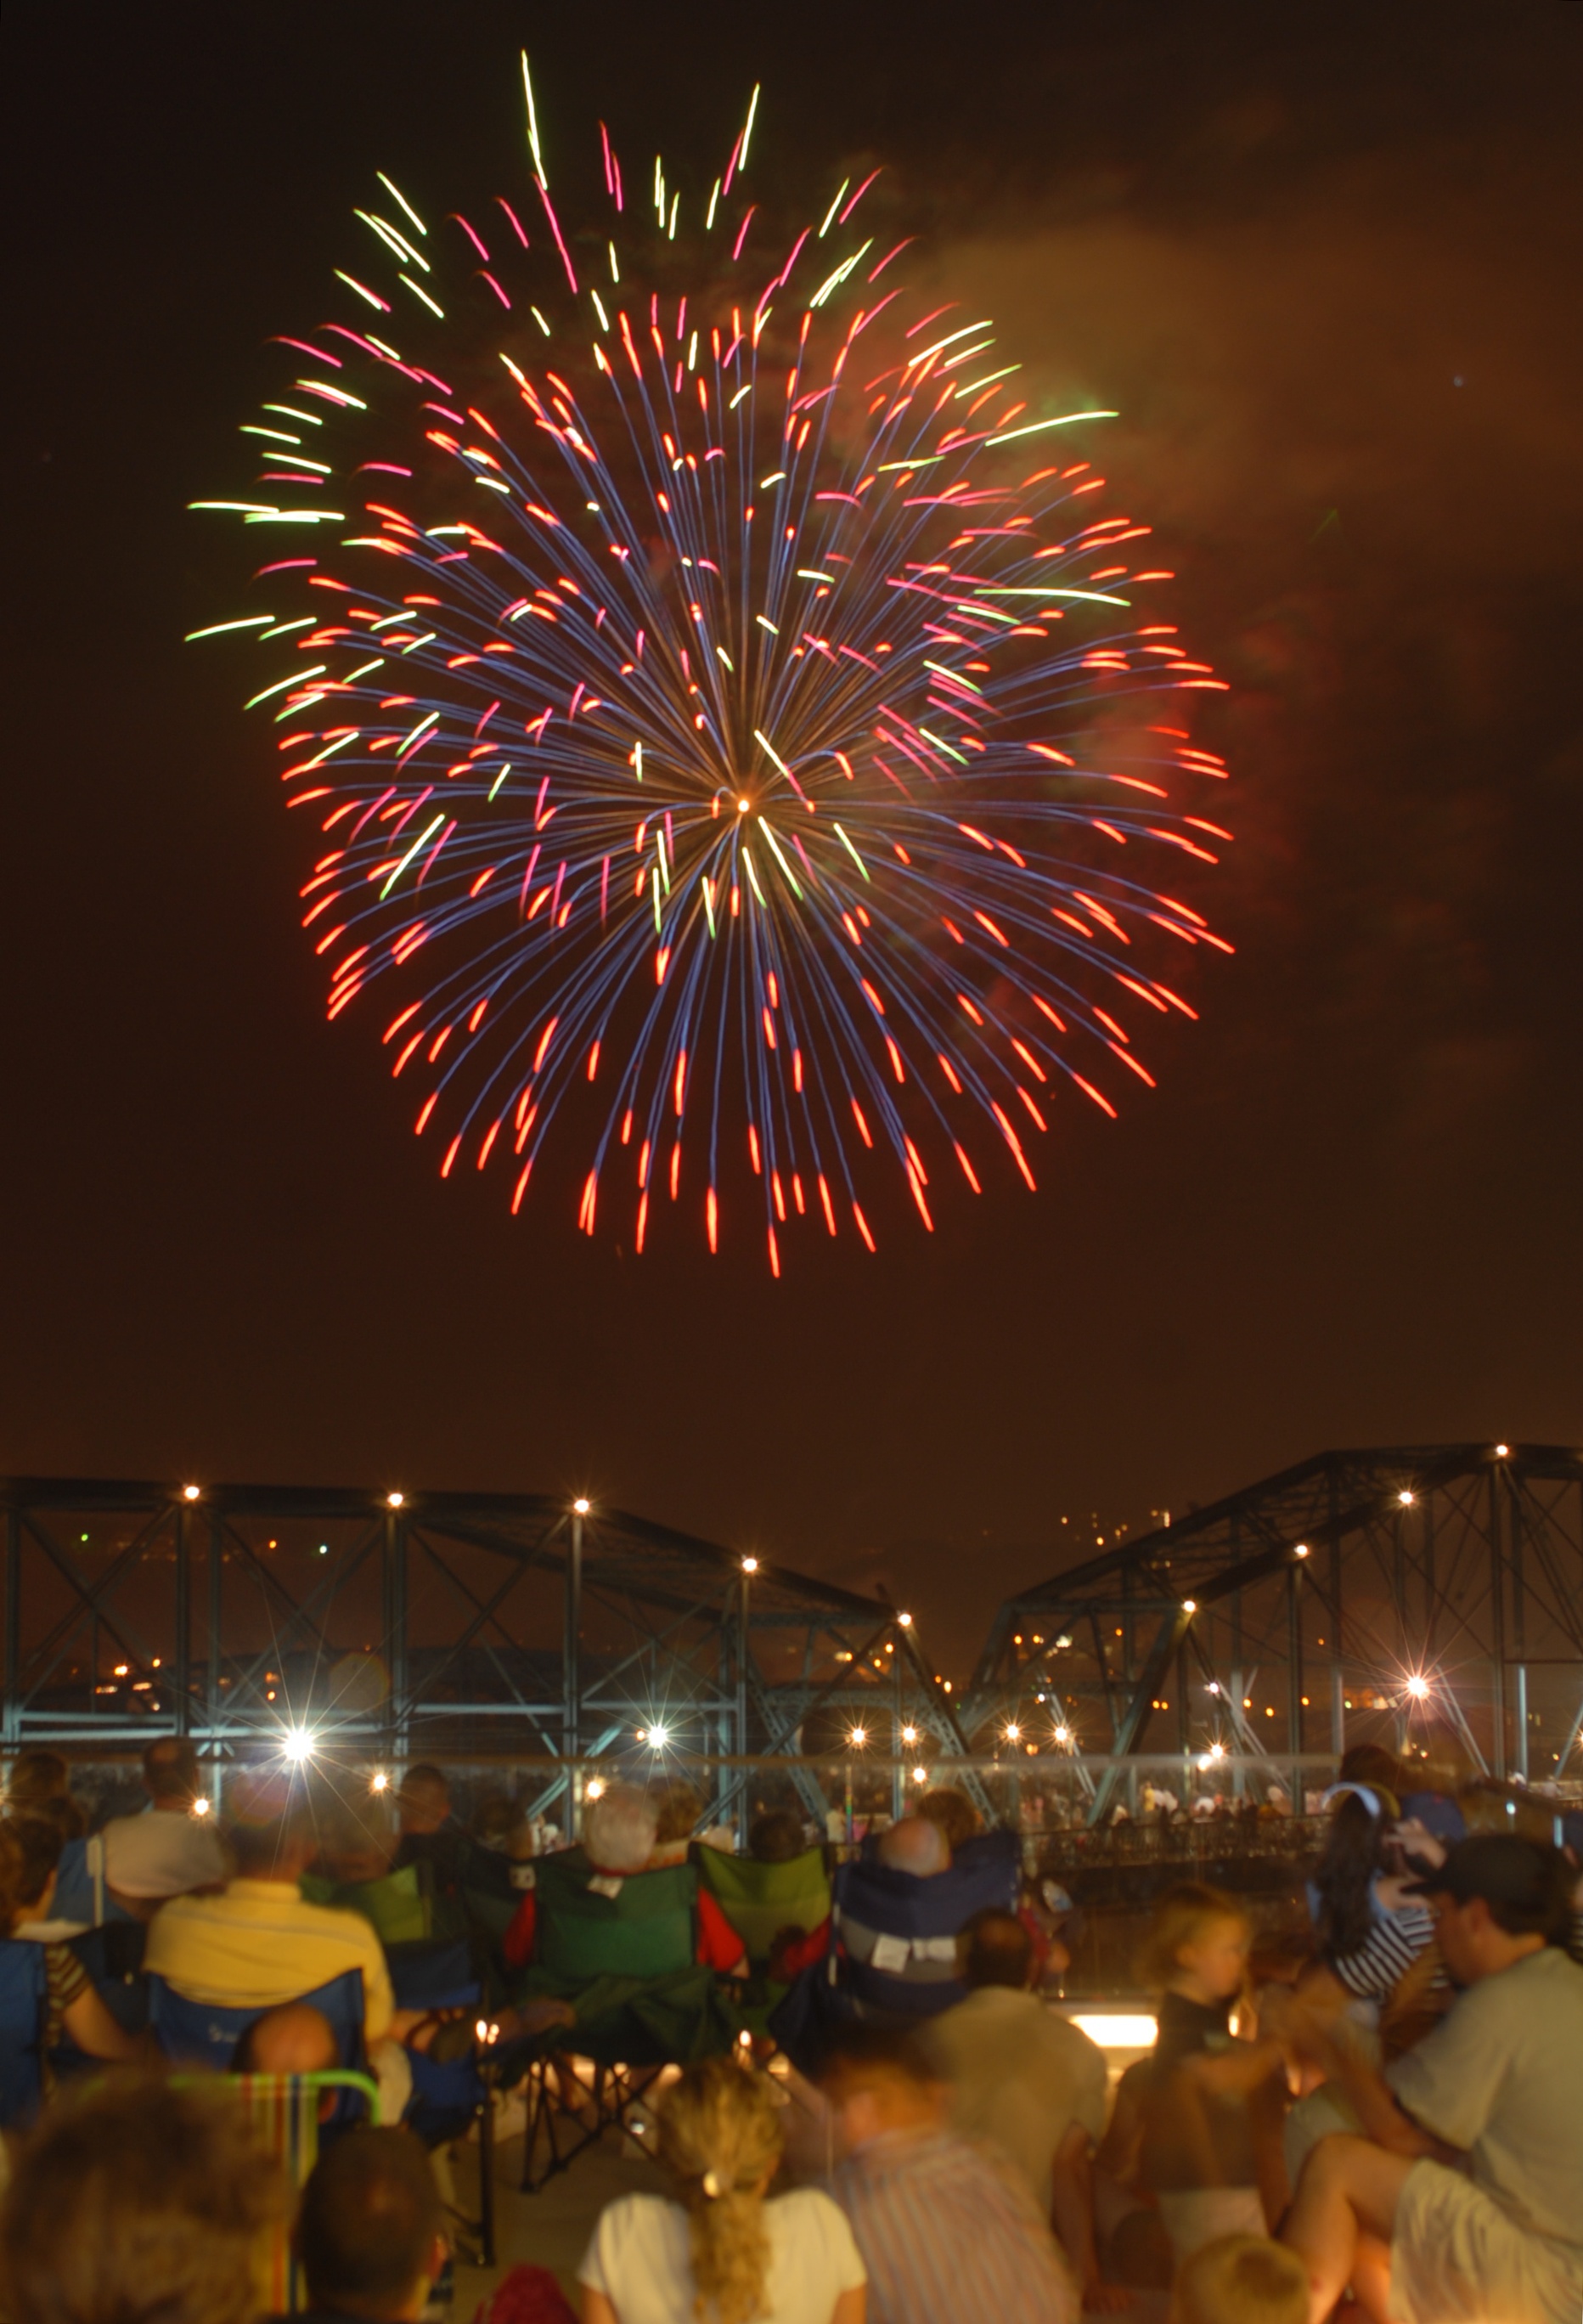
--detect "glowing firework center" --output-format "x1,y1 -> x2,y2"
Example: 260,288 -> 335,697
193,66 -> 1231,1268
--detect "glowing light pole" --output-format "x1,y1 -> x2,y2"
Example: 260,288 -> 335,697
566,1498 -> 589,1836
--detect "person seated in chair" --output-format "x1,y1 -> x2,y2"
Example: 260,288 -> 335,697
504,1786 -> 747,1980
771,1816 -> 949,1986
98,1738 -> 227,1919
145,1767 -> 426,2118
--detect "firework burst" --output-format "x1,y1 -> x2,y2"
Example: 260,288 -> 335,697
192,65 -> 1233,1271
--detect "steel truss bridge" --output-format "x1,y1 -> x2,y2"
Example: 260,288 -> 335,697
3,1445 -> 1579,1830
969,1443 -> 1583,1822
0,1477 -> 983,1827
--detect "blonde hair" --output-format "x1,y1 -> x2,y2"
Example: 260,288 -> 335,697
656,2057 -> 783,2324
1135,1881 -> 1248,1989
1176,2235 -> 1307,2324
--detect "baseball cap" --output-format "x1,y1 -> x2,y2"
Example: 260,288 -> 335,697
1402,1831 -> 1558,1910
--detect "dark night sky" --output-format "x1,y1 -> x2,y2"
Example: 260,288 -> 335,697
4,2 -> 1580,1672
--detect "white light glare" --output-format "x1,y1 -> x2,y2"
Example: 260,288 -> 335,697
585,1777 -> 606,1800
573,1497 -> 591,1515
849,1726 -> 868,1747
646,1726 -> 668,1750
900,1725 -> 918,1746
1405,1674 -> 1431,1701
182,1484 -> 201,1502
741,1556 -> 759,1573
1053,1724 -> 1071,1745
1181,1599 -> 1197,1615
1004,1723 -> 1021,1744
1398,1490 -> 1414,1507
190,1796 -> 211,1818
1495,1444 -> 1510,1458
370,1769 -> 389,1792
283,1728 -> 314,1763
1069,2012 -> 1158,2052
1293,1543 -> 1310,1559
911,1764 -> 928,1783
1209,1740 -> 1226,1760
898,1612 -> 913,1627
387,1492 -> 404,1509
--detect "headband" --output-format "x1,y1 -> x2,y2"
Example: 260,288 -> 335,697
1322,1781 -> 1400,1822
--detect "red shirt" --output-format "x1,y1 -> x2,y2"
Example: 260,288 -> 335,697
502,1881 -> 746,1975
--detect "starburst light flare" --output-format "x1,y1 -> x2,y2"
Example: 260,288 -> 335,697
192,65 -> 1235,1272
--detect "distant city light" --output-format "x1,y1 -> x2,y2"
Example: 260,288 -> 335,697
898,1612 -> 913,1627
1398,1490 -> 1414,1507
1293,1543 -> 1310,1559
585,1776 -> 606,1800
900,1725 -> 919,1746
1053,1724 -> 1071,1745
1181,1599 -> 1197,1615
1494,1444 -> 1510,1458
911,1764 -> 928,1783
1004,1723 -> 1021,1744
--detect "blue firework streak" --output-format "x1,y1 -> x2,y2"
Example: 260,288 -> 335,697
191,65 -> 1234,1272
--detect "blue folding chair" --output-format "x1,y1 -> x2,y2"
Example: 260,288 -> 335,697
0,1939 -> 48,2129
149,1965 -> 365,2067
390,1938 -> 497,2267
769,1828 -> 1020,2070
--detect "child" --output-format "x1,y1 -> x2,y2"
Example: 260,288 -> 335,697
1175,2234 -> 1308,2324
1136,1884 -> 1289,2265
578,2055 -> 865,2324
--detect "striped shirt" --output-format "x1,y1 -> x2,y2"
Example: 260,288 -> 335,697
833,2128 -> 1079,2324
1330,1903 -> 1439,2001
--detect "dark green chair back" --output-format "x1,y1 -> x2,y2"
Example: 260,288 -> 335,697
532,1849 -> 696,1986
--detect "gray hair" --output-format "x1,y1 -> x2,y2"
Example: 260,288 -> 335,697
583,1785 -> 659,1874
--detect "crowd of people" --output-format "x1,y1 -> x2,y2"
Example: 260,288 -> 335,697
1,1737 -> 1580,2324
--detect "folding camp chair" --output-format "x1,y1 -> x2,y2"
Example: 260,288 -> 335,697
693,1843 -> 832,2036
512,1849 -> 738,2191
389,1937 -> 499,2267
0,1938 -> 48,2129
177,2070 -> 380,2316
300,1861 -> 431,1947
769,1827 -> 1020,2071
149,1966 -> 372,2134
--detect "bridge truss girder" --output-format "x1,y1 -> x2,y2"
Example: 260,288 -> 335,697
968,1444 -> 1583,1825
0,1477 -> 973,1824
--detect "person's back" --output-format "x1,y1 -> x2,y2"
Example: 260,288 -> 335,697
822,2022 -> 1077,2324
145,1768 -> 394,2042
919,1909 -> 1107,2215
579,2055 -> 865,2324
100,1738 -> 226,1914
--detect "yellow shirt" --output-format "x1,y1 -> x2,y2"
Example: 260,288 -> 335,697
144,1878 -> 395,2041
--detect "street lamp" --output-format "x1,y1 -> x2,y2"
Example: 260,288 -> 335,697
182,1484 -> 200,1503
